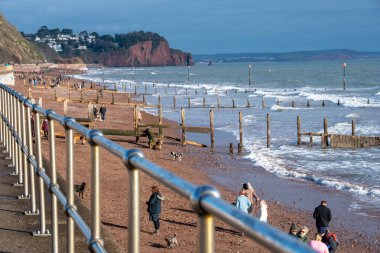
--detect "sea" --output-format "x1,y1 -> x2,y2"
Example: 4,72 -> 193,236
74,59 -> 380,225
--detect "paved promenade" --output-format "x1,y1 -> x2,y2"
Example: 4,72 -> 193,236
0,146 -> 120,252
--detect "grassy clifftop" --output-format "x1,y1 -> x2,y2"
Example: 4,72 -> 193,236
0,13 -> 43,63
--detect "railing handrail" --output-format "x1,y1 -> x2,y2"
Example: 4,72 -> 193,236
0,83 -> 315,253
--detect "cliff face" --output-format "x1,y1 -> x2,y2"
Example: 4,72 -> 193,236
81,40 -> 192,67
0,14 -> 43,63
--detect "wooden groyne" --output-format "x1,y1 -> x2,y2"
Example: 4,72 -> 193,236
297,116 -> 380,148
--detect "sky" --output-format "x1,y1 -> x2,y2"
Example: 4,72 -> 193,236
1,0 -> 380,54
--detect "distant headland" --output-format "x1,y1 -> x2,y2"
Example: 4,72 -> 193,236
194,49 -> 380,64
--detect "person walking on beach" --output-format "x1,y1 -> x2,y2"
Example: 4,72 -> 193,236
146,186 -> 164,235
93,105 -> 99,121
99,105 -> 107,121
241,182 -> 259,214
308,233 -> 329,253
42,118 -> 49,139
313,200 -> 332,234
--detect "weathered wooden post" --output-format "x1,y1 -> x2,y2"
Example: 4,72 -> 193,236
248,64 -> 252,85
88,102 -> 93,120
352,119 -> 355,136
158,105 -> 163,137
158,95 -> 161,106
145,83 -> 147,94
238,143 -> 242,156
239,112 -> 243,155
310,134 -> 313,147
277,99 -> 280,106
322,100 -> 325,107
127,94 -> 131,103
203,98 -> 206,108
181,108 -> 186,145
64,100 -> 68,116
124,83 -> 127,92
173,96 -> 176,109
267,113 -> 270,148
262,98 -> 265,108
143,95 -> 146,104
229,143 -> 234,155
195,89 -> 198,95
80,90 -> 84,102
210,110 -> 215,148
175,85 -> 177,95
367,99 -> 370,104
292,100 -> 295,107
246,99 -> 250,108
343,62 -> 347,91
217,96 -> 221,108
323,118 -> 329,147
297,116 -> 301,145
307,100 -> 310,107
188,97 -> 191,109
134,85 -> 137,95
134,105 -> 138,143
111,93 -> 115,104
185,88 -> 188,95
232,99 -> 235,108
114,83 -> 117,92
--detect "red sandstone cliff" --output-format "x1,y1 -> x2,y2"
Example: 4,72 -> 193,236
92,40 -> 191,67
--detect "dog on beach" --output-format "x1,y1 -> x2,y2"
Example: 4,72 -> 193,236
170,152 -> 183,161
165,234 -> 178,249
74,182 -> 86,199
258,200 -> 268,223
153,135 -> 164,151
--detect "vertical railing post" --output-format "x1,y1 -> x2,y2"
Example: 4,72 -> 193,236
19,99 -> 30,199
6,91 -> 11,156
15,97 -> 24,186
10,92 -> 17,172
48,113 -> 59,252
89,131 -> 104,250
199,214 -> 215,253
33,109 -> 49,236
25,106 -> 38,215
0,89 -> 3,144
210,110 -> 214,148
126,151 -> 143,253
65,125 -> 75,252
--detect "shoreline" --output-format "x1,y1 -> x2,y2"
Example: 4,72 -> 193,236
11,70 -> 379,252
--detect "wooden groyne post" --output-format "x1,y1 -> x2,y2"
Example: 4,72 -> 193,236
352,119 -> 355,136
173,96 -> 176,109
297,116 -> 301,145
158,105 -> 163,136
210,110 -> 215,148
267,113 -> 270,148
239,112 -> 243,155
262,98 -> 265,108
181,107 -> 186,145
322,118 -> 329,147
229,143 -> 234,155
188,97 -> 191,109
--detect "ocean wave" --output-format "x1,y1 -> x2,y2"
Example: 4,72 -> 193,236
270,104 -> 302,111
244,145 -> 380,198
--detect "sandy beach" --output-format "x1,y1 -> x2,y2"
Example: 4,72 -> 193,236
10,70 -> 379,252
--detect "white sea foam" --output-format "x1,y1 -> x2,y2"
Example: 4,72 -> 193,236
345,113 -> 360,118
270,104 -> 301,111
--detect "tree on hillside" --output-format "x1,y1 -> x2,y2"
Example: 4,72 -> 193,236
61,28 -> 73,35
49,28 -> 61,38
90,32 -> 100,38
99,35 -> 114,42
37,26 -> 50,38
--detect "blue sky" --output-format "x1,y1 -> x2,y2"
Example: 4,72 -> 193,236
1,0 -> 380,54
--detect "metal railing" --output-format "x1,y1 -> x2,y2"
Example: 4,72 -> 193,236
0,83 -> 314,253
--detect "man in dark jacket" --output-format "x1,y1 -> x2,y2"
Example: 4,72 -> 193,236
313,200 -> 332,234
99,105 -> 107,121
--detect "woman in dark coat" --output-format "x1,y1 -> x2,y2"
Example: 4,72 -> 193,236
146,186 -> 164,234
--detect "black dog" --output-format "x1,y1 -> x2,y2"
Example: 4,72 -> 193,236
74,182 -> 86,199
170,152 -> 183,161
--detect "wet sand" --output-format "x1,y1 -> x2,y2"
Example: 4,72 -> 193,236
11,71 -> 379,252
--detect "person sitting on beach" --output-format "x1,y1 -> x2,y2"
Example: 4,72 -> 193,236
321,230 -> 338,253
288,223 -> 298,238
235,189 -> 251,214
241,182 -> 259,214
296,226 -> 309,243
308,233 -> 329,253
